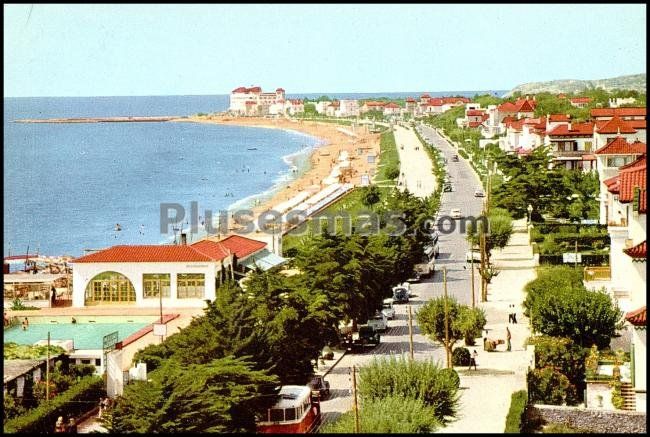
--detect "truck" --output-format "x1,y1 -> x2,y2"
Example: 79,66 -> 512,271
392,286 -> 409,303
343,325 -> 381,351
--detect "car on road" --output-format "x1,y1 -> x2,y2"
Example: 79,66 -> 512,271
474,187 -> 485,197
452,154 -> 459,162
367,311 -> 388,332
381,298 -> 396,320
309,375 -> 330,399
392,286 -> 410,303
466,248 -> 481,262
450,208 -> 462,219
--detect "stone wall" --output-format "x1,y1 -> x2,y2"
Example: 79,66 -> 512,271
530,404 -> 646,433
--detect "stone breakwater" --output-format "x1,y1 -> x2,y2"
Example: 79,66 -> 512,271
14,116 -> 184,123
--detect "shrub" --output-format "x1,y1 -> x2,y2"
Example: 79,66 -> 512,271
452,347 -> 471,366
4,376 -> 105,433
458,307 -> 487,346
527,367 -> 577,406
321,394 -> 441,433
504,390 -> 528,433
358,355 -> 459,423
527,336 -> 587,400
458,149 -> 469,159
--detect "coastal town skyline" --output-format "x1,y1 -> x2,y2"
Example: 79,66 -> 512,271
4,3 -> 646,97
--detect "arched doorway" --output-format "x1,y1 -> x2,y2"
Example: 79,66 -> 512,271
85,271 -> 136,305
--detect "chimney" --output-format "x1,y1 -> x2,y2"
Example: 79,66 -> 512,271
180,233 -> 187,245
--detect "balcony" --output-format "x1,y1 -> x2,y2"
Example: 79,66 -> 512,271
584,266 -> 611,281
553,150 -> 588,158
607,218 -> 628,227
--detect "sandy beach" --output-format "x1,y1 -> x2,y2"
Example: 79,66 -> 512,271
178,115 -> 382,224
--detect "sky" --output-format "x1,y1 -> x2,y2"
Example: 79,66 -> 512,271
4,3 -> 647,97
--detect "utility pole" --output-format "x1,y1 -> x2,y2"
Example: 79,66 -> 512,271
469,239 -> 476,308
480,229 -> 487,302
46,331 -> 50,402
408,305 -> 414,360
443,267 -> 450,369
574,240 -> 578,269
352,365 -> 360,433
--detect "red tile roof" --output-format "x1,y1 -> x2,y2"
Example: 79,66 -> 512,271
548,122 -> 594,137
72,245 -> 215,263
617,156 -> 646,206
468,121 -> 483,128
570,97 -> 592,104
276,88 -> 285,92
595,137 -> 647,155
624,241 -> 647,259
498,101 -> 518,113
442,97 -> 471,104
549,114 -> 571,122
217,235 -> 266,259
406,97 -> 416,103
384,102 -> 400,109
596,116 -> 638,134
629,120 -> 647,130
421,94 -> 431,98
591,107 -> 647,118
625,306 -> 647,326
427,98 -> 443,107
365,101 -> 387,107
517,99 -> 536,112
232,86 -> 263,94
466,109 -> 485,116
72,236 -> 267,264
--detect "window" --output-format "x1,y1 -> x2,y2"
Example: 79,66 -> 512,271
143,274 -> 171,298
85,272 -> 136,304
284,408 -> 297,421
95,359 -> 101,366
177,273 -> 205,299
81,359 -> 91,364
270,408 -> 284,422
584,141 -> 592,152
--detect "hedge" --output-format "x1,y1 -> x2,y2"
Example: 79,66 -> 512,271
504,390 -> 528,433
457,149 -> 469,159
4,376 -> 105,433
538,254 -> 609,266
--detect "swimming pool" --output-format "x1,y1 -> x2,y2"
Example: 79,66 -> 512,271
3,315 -> 158,350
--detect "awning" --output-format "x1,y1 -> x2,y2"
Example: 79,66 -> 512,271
242,249 -> 287,271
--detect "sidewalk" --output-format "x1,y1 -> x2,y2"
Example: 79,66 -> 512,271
439,218 -> 537,433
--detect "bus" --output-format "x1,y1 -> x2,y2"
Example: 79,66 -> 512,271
257,385 -> 321,433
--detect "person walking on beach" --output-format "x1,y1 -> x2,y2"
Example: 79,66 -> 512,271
506,327 -> 512,352
469,350 -> 478,370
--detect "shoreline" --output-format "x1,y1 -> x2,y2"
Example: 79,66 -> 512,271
178,115 -> 382,233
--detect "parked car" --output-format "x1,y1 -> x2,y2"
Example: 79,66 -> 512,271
474,187 -> 485,197
309,375 -> 330,399
392,286 -> 409,303
406,270 -> 421,283
466,249 -> 481,262
367,311 -> 388,332
450,208 -> 462,219
381,298 -> 396,320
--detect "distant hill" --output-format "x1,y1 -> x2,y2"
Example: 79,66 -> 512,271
503,73 -> 646,98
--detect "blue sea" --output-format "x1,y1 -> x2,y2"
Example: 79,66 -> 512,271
4,91 -> 506,258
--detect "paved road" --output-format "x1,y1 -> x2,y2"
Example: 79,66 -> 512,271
394,125 -> 436,198
318,123 -> 487,429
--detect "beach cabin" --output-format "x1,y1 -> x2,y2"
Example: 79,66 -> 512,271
70,235 -> 286,308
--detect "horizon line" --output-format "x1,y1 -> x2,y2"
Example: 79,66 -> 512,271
4,89 -> 512,99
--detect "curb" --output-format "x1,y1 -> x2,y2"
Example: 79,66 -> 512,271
320,349 -> 348,378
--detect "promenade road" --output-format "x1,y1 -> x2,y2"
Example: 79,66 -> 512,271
394,125 -> 436,198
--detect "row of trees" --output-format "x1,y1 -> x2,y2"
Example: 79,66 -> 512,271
107,185 -> 439,432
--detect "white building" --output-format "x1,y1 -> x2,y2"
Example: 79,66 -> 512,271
336,99 -> 360,117
229,86 -> 286,116
609,97 -> 637,108
71,235 -> 286,308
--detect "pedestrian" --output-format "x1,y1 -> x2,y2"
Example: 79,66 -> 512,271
508,304 -> 513,323
22,317 -> 29,331
469,350 -> 478,370
512,308 -> 518,324
71,317 -> 77,324
97,397 -> 104,418
3,311 -> 9,327
54,416 -> 66,433
67,418 -> 77,434
506,327 -> 512,352
51,286 -> 57,306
